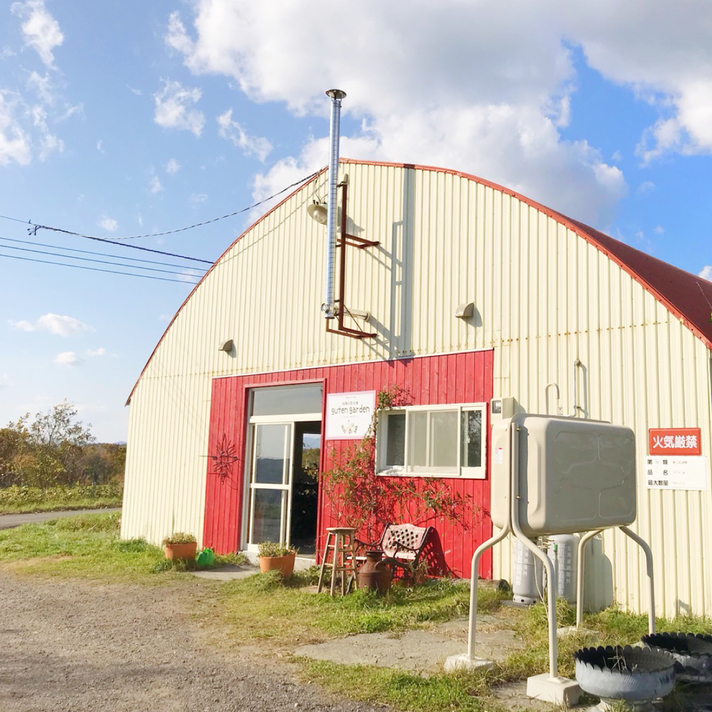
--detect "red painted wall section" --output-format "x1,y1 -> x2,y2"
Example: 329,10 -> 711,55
203,350 -> 495,579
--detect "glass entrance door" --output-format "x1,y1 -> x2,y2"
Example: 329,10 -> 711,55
247,422 -> 294,546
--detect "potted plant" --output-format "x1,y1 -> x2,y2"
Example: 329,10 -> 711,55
257,541 -> 297,579
162,532 -> 197,561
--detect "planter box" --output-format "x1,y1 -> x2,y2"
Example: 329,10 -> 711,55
258,553 -> 295,579
164,541 -> 197,561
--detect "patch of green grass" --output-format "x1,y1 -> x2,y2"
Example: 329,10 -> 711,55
0,512 -> 171,581
0,484 -> 123,514
297,660 -> 510,712
498,598 -> 712,684
213,551 -> 249,567
219,574 -> 506,646
0,512 -> 250,583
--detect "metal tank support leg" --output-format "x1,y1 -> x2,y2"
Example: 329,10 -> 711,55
576,529 -> 604,628
620,525 -> 655,634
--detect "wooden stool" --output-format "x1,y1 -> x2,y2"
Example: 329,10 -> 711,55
317,527 -> 358,595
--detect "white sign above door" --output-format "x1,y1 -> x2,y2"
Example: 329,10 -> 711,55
325,391 -> 376,440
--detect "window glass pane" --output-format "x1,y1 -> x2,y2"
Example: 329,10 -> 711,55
385,413 -> 405,466
429,410 -> 458,467
254,424 -> 290,484
461,410 -> 482,468
408,411 -> 428,467
252,384 -> 322,416
250,489 -> 284,543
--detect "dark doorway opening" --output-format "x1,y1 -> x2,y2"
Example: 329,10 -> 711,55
290,421 -> 321,555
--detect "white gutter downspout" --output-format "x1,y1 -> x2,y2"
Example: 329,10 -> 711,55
321,88 -> 346,319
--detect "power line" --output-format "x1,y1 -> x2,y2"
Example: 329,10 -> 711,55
10,169 -> 320,243
0,214 -> 29,226
0,235 -> 206,272
56,233 -> 212,264
0,222 -> 214,264
0,252 -> 199,284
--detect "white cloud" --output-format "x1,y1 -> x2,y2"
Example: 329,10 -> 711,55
149,174 -> 163,194
0,91 -> 31,166
31,104 -> 64,160
217,108 -> 272,161
154,79 -> 204,137
637,180 -> 655,195
167,2 -> 627,227
178,269 -> 202,283
8,319 -> 34,331
127,85 -> 142,96
10,310 -> 79,339
86,347 -> 106,357
166,158 -> 181,174
561,2 -> 712,162
699,266 -> 712,282
54,351 -> 80,367
97,139 -> 104,153
189,193 -> 207,206
0,67 -> 75,166
11,0 -> 64,69
35,313 -> 91,336
98,216 -> 118,232
654,225 -> 664,235
27,71 -> 54,105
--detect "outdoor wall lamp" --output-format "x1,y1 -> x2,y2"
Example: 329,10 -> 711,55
307,201 -> 328,224
455,302 -> 475,319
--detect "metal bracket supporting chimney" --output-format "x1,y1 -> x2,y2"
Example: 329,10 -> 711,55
326,180 -> 379,339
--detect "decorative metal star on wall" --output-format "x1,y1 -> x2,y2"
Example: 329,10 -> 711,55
210,433 -> 240,484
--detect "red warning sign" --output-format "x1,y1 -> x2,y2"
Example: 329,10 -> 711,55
649,428 -> 701,456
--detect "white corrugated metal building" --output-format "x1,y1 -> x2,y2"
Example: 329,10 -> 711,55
122,158 -> 712,618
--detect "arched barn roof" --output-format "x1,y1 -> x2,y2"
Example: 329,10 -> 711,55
127,159 -> 712,404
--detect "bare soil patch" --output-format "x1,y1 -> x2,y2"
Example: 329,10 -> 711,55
0,572 -> 384,712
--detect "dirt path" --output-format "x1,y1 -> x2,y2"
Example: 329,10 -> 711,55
0,573 -> 384,712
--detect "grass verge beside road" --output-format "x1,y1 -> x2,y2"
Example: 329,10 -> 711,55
0,511 -> 243,582
0,484 -> 123,514
0,512 -> 168,581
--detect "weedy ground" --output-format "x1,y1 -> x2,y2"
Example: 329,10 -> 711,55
1,512 -> 710,712
0,483 -> 123,514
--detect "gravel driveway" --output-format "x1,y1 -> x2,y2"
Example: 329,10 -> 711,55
0,573 -> 384,712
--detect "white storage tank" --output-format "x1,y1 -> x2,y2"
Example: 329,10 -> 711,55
547,534 -> 578,604
491,415 -> 636,538
512,538 -> 544,604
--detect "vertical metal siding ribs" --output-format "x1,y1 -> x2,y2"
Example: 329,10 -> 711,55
122,162 -> 712,617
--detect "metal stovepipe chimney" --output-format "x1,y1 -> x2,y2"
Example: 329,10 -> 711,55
321,88 -> 346,319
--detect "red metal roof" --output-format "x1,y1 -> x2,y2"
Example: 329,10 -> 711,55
565,218 -> 712,351
126,160 -> 712,404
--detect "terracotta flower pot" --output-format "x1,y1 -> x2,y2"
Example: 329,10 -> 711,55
258,552 -> 296,579
164,541 -> 197,561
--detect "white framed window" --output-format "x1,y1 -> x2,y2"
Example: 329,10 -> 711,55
377,403 -> 487,478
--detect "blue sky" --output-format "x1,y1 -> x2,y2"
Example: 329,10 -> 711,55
1,1 -> 711,442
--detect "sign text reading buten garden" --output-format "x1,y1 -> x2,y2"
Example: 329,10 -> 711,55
325,391 -> 376,440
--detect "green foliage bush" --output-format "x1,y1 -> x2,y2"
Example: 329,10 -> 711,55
0,402 -> 126,489
257,541 -> 296,557
161,532 -> 197,546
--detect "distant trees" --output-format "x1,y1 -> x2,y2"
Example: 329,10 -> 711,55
0,402 -> 125,488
